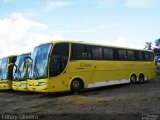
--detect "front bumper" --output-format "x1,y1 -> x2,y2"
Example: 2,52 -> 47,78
0,80 -> 12,90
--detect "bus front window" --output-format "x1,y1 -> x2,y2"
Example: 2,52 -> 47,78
49,43 -> 69,77
29,44 -> 52,80
0,58 -> 9,80
13,54 -> 30,81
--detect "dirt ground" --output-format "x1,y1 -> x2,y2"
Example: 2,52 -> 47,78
0,76 -> 160,120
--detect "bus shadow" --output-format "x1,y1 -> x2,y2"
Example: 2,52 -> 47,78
0,83 -> 137,98
79,83 -> 130,95
43,83 -> 130,98
0,80 -> 153,98
0,89 -> 41,96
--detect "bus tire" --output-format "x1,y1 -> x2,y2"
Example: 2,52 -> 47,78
139,74 -> 144,84
130,74 -> 137,85
71,78 -> 84,92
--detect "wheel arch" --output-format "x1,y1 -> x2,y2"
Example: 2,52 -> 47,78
129,72 -> 137,80
139,72 -> 145,78
69,76 -> 85,90
139,72 -> 145,80
129,72 -> 138,84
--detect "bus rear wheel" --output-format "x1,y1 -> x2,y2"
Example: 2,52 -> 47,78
130,75 -> 137,85
139,74 -> 144,84
71,79 -> 84,92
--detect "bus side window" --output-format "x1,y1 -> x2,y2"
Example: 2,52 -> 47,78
118,49 -> 127,60
149,52 -> 154,61
138,51 -> 144,61
144,52 -> 150,61
127,50 -> 135,61
103,47 -> 114,60
91,46 -> 102,60
50,43 -> 69,77
113,48 -> 119,60
71,44 -> 91,60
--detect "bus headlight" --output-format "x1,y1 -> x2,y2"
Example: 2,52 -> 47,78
1,81 -> 8,84
21,83 -> 26,86
39,82 -> 46,86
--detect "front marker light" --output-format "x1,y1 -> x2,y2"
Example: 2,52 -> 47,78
21,83 -> 26,86
1,81 -> 8,84
39,82 -> 46,86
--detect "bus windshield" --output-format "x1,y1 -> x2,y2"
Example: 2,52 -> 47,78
29,44 -> 52,80
0,58 -> 9,80
13,54 -> 30,81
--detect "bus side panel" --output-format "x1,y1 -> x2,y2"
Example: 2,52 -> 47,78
47,61 -> 156,92
48,60 -> 94,92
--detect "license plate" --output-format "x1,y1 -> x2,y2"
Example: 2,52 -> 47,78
32,88 -> 36,91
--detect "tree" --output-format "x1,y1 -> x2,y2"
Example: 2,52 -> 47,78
144,42 -> 153,50
155,38 -> 160,48
154,38 -> 160,59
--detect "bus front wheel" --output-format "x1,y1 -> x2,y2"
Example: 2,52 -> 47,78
71,79 -> 84,92
130,75 -> 137,85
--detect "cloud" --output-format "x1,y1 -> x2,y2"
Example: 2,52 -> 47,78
3,0 -> 14,3
100,36 -> 143,49
50,22 -> 134,34
99,22 -> 134,29
51,29 -> 95,34
46,1 -> 75,10
96,0 -> 159,8
0,12 -> 64,58
124,0 -> 160,8
97,0 -> 118,7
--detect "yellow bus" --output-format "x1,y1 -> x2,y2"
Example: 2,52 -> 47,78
27,41 -> 156,93
12,53 -> 31,91
0,55 -> 17,90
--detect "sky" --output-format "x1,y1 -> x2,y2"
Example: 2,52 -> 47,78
0,0 -> 160,57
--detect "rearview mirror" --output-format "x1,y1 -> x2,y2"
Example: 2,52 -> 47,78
20,56 -> 33,72
20,59 -> 30,72
21,62 -> 25,72
6,63 -> 15,72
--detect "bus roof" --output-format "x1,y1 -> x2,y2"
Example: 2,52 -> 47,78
18,52 -> 31,56
37,40 -> 154,52
1,52 -> 31,59
1,54 -> 18,59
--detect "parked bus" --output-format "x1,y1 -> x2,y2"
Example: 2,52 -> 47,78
26,41 -> 156,93
12,53 -> 31,91
0,55 -> 17,90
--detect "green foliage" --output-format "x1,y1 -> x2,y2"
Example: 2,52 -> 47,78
144,42 -> 152,50
155,39 -> 160,47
